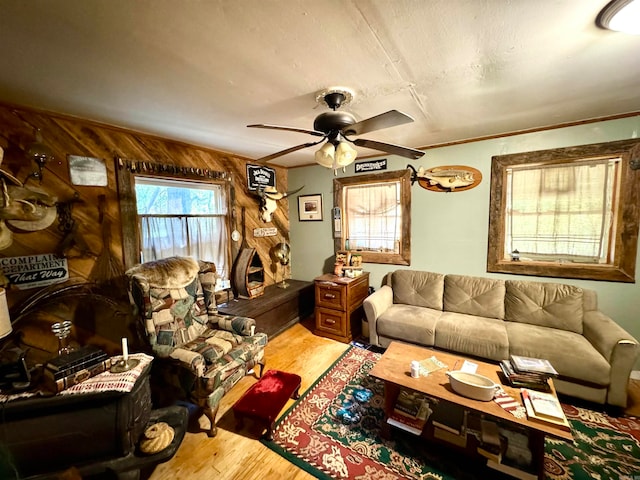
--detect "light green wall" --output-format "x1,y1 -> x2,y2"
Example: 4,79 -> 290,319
289,116 -> 640,349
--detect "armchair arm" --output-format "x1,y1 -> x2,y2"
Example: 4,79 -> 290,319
583,310 -> 639,407
363,285 -> 394,347
209,314 -> 256,336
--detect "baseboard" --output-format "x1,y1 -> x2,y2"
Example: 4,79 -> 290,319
631,370 -> 640,380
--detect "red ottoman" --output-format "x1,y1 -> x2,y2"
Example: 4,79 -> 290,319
233,369 -> 302,440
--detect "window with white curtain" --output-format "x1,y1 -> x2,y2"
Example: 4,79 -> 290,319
334,169 -> 411,265
487,138 -> 640,282
134,176 -> 231,279
505,158 -> 619,263
345,181 -> 401,253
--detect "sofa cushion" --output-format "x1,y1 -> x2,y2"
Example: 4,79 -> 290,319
392,270 -> 445,310
377,304 -> 440,346
505,280 -> 583,334
444,275 -> 505,320
506,322 -> 609,385
434,312 -> 509,361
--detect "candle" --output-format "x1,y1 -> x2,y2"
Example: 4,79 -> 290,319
122,337 -> 129,362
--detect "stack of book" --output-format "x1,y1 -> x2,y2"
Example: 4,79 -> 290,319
520,387 -> 570,431
43,345 -> 111,393
500,355 -> 558,391
386,388 -> 431,435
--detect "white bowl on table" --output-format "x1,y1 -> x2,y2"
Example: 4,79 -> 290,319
446,370 -> 499,401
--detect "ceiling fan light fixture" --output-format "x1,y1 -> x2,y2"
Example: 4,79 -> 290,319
597,0 -> 640,34
314,142 -> 335,168
335,141 -> 358,167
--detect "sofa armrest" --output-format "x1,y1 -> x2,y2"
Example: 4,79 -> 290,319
583,310 -> 639,407
363,285 -> 393,347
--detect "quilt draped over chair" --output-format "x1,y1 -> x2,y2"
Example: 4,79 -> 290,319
126,256 -> 267,437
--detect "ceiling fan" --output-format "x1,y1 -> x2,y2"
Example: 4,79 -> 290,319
248,87 -> 425,170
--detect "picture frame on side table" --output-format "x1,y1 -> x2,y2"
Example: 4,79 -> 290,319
298,194 -> 323,221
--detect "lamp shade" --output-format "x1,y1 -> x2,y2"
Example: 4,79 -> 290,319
0,288 -> 12,339
335,142 -> 358,167
314,142 -> 336,168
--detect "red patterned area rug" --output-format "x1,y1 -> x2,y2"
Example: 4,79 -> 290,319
261,346 -> 640,480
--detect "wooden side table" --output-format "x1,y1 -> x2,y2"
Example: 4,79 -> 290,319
314,272 -> 369,343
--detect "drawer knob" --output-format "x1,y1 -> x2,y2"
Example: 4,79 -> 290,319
325,319 -> 336,325
324,293 -> 336,299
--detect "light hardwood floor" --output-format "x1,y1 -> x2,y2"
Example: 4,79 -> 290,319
146,317 -> 640,480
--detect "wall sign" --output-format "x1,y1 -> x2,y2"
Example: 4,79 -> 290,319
0,254 -> 69,290
68,155 -> 108,186
253,227 -> 278,237
355,159 -> 387,173
247,164 -> 276,191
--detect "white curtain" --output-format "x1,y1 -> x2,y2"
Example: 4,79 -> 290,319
140,216 -> 229,276
135,177 -> 230,278
345,181 -> 400,253
506,158 -> 618,262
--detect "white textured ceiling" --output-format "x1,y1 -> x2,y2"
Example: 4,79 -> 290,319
0,0 -> 639,167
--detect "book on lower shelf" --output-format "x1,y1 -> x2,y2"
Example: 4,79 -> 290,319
388,388 -> 432,435
477,419 -> 505,463
520,388 -> 571,431
433,425 -> 467,448
387,411 -> 427,435
393,388 -> 430,418
429,401 -> 466,435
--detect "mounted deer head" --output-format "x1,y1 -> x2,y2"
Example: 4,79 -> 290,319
254,185 -> 304,223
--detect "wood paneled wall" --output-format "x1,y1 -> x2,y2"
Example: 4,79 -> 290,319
0,102 -> 291,313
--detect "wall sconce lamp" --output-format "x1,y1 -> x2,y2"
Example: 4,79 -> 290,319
25,129 -> 54,183
597,0 -> 640,34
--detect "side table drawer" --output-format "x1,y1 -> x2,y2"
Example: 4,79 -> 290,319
316,283 -> 346,310
315,307 -> 346,337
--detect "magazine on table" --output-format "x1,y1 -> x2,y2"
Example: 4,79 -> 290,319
499,360 -> 551,391
510,355 -> 558,377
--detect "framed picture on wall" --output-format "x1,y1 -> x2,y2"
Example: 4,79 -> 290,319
298,194 -> 323,221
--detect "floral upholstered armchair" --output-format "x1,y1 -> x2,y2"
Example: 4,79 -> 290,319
126,256 -> 267,437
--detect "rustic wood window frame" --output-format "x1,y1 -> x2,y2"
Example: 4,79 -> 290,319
333,169 -> 411,266
116,159 -> 234,270
487,139 -> 640,282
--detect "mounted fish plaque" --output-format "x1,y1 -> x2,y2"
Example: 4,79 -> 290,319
416,165 -> 482,192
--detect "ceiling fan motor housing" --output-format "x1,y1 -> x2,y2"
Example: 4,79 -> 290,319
313,111 -> 356,135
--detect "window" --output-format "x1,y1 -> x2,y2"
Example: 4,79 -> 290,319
134,176 -> 231,280
334,169 -> 411,265
487,139 -> 640,282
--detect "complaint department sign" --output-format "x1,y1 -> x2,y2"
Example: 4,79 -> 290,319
1,254 -> 69,290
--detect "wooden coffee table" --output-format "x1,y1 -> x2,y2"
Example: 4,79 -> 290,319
369,341 -> 573,479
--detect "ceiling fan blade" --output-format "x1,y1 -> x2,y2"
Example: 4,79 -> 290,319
343,110 -> 414,136
248,124 -> 325,137
255,140 -> 325,163
353,138 -> 425,160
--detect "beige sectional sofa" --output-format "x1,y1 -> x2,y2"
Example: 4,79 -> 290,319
363,270 -> 639,408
